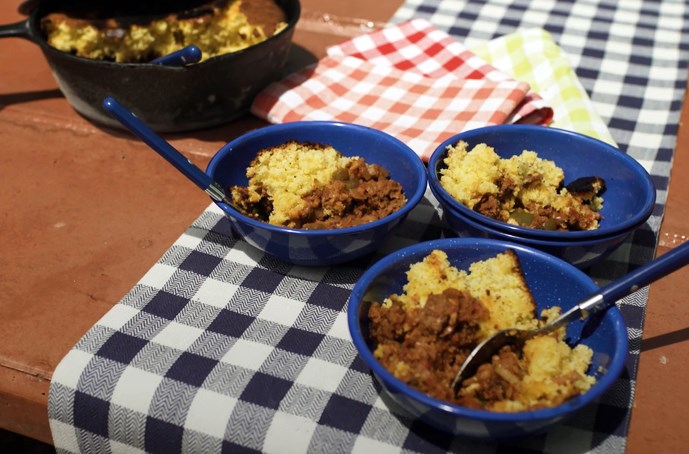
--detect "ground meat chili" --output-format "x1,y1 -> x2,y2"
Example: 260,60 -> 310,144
367,288 -> 489,404
367,289 -> 557,410
474,175 -> 606,231
232,157 -> 406,229
455,345 -> 526,409
298,157 -> 405,229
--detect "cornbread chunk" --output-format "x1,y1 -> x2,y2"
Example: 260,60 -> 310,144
230,141 -> 406,229
389,249 -> 537,337
509,332 -> 595,410
464,251 -> 540,336
41,0 -> 287,62
391,249 -> 468,309
439,141 -> 605,231
368,249 -> 596,411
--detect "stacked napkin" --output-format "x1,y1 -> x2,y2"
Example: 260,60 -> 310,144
325,18 -> 552,126
251,19 -> 553,161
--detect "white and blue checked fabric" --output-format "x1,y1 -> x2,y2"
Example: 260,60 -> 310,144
48,1 -> 689,453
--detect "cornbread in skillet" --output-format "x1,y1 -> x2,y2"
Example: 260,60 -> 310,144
439,141 -> 605,231
41,0 -> 287,62
367,249 -> 596,411
230,141 -> 406,229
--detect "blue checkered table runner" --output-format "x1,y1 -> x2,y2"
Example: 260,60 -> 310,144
48,1 -> 689,453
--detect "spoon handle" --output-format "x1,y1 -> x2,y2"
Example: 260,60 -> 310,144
596,239 -> 689,309
536,240 -> 689,337
102,97 -> 213,192
151,45 -> 202,66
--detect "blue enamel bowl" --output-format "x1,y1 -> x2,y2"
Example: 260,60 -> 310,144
206,121 -> 427,266
428,125 -> 655,241
348,238 -> 628,440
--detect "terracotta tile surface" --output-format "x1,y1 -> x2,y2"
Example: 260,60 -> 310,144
0,1 -> 687,451
626,78 -> 689,454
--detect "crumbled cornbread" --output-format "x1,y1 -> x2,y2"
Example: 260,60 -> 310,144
41,0 -> 287,62
234,141 -> 355,227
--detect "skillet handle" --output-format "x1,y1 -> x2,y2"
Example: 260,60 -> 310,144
0,19 -> 34,41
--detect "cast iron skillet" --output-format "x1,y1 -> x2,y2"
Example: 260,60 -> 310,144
0,0 -> 301,132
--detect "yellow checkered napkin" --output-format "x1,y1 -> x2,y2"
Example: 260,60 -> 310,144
469,28 -> 617,146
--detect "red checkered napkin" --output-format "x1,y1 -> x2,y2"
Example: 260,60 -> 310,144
251,56 -> 530,160
251,19 -> 550,161
327,18 -> 552,126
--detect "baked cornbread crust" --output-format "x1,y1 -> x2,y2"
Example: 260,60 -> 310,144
439,141 -> 605,231
368,249 -> 596,411
41,0 -> 287,62
229,141 -> 406,229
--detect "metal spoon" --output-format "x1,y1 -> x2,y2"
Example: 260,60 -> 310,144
452,239 -> 689,393
151,45 -> 202,66
102,97 -> 233,205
